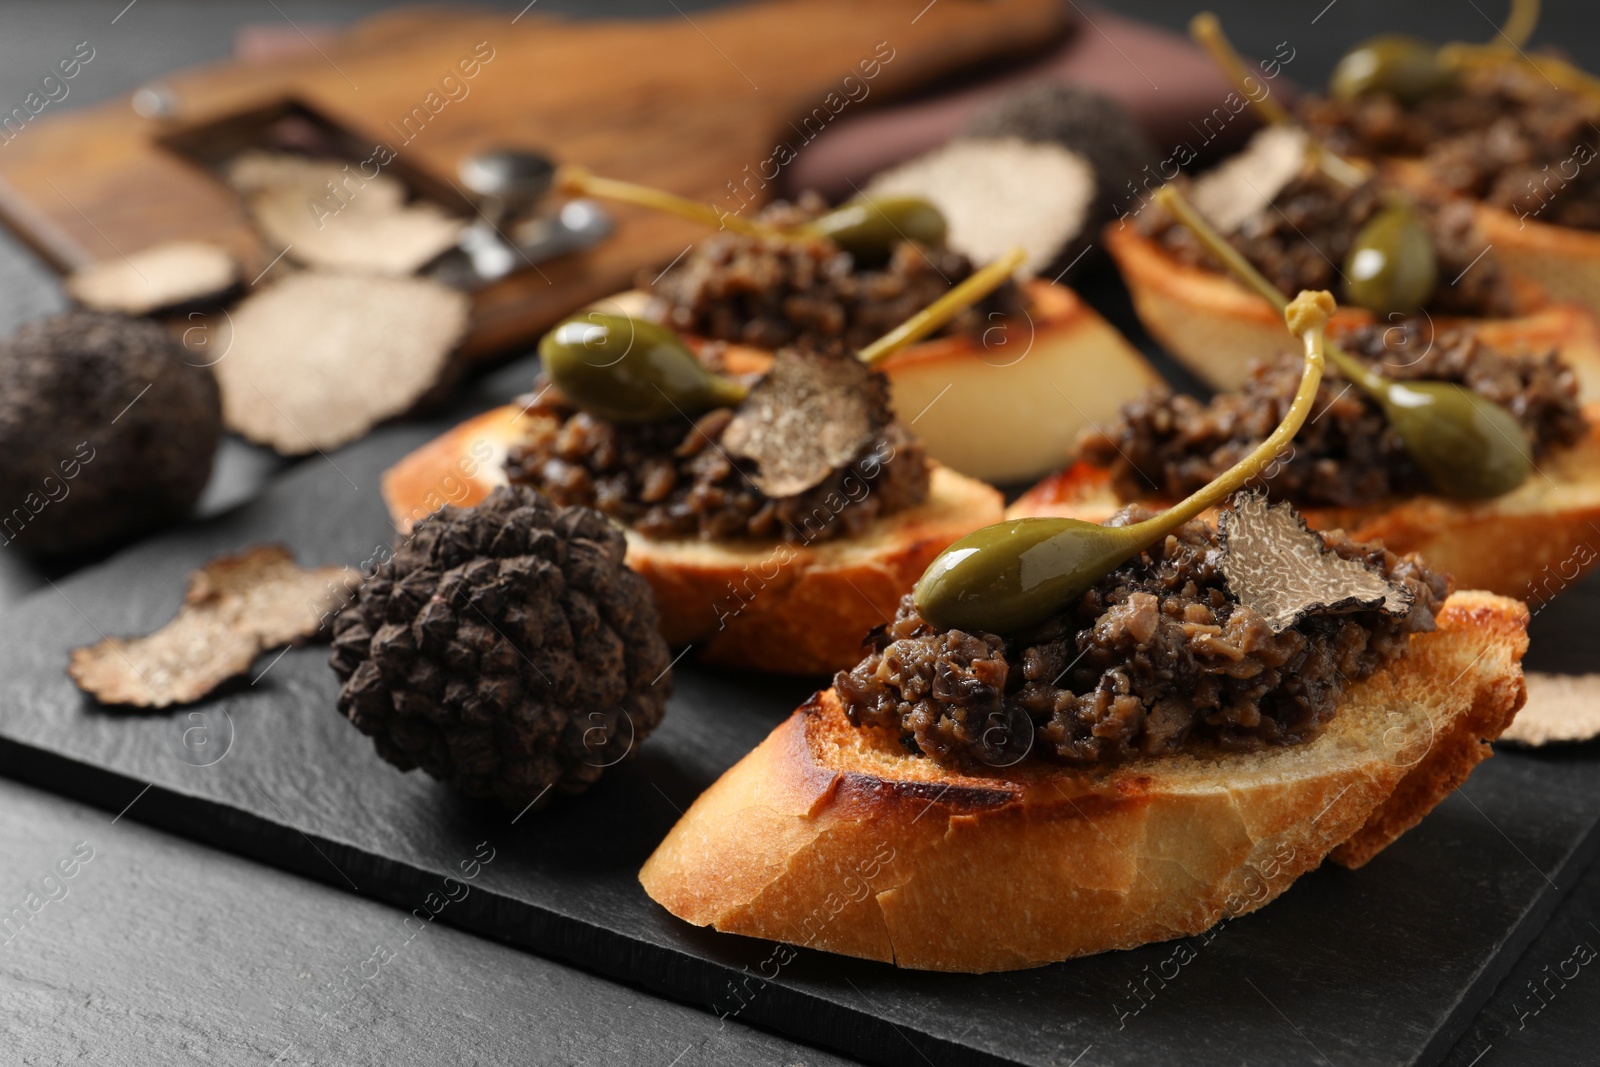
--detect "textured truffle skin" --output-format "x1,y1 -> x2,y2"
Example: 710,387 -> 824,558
0,310 -> 221,555
330,486 -> 673,809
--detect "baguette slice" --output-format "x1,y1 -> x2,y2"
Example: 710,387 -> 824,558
619,280 -> 1161,484
381,405 -> 1004,674
1007,402 -> 1600,602
640,591 -> 1528,972
1103,222 -> 1600,398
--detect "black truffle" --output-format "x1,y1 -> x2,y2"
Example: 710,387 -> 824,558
0,310 -> 221,556
330,485 -> 673,810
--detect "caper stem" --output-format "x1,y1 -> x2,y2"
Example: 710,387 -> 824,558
1155,185 -> 1286,309
856,247 -> 1027,367
1132,292 -> 1328,537
1190,13 -> 1291,126
1497,0 -> 1540,48
1189,13 -> 1367,188
556,165 -> 780,238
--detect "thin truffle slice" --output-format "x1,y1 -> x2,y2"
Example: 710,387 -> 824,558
248,185 -> 465,277
68,545 -> 360,708
65,241 -> 238,315
863,136 -> 1088,274
1190,125 -> 1310,234
722,350 -> 877,497
229,150 -> 464,276
1499,673 -> 1600,746
212,271 -> 469,454
1220,491 -> 1411,632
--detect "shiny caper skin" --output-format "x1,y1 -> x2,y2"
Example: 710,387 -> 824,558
1379,381 -> 1533,497
1330,34 -> 1458,104
806,195 -> 949,263
1343,203 -> 1438,317
913,518 -> 1147,635
538,313 -> 747,424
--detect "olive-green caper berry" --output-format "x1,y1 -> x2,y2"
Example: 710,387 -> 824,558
1344,203 -> 1438,317
538,313 -> 746,424
805,195 -> 948,263
1378,380 -> 1533,498
1330,35 -> 1459,104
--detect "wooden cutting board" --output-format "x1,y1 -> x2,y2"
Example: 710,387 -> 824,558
0,0 -> 1069,359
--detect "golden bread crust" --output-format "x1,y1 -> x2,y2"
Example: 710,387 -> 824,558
1006,402 -> 1600,601
639,592 -> 1528,971
380,406 -> 1003,674
1102,222 -> 1600,399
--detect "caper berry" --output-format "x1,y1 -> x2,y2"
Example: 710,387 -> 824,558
803,195 -> 949,263
1330,35 -> 1458,104
915,291 -> 1334,634
1155,184 -> 1532,501
538,313 -> 747,424
1343,202 -> 1438,317
1374,380 -> 1533,497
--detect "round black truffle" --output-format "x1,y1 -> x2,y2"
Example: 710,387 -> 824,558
0,310 -> 221,556
330,485 -> 674,810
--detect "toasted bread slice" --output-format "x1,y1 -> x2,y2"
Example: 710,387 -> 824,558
639,591 -> 1528,972
381,405 -> 1004,674
1007,403 -> 1600,602
1103,222 -> 1600,398
606,280 -> 1160,484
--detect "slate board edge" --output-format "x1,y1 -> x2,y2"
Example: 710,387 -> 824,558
6,724 -> 1600,1067
0,730 -> 1012,1067
1420,777 -> 1600,1066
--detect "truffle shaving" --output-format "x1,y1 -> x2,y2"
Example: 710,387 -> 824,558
1500,673 -> 1600,746
68,545 -> 360,708
65,241 -> 238,315
1190,125 -> 1310,234
212,271 -> 469,454
863,136 -> 1087,274
1219,491 -> 1411,632
721,350 -> 876,497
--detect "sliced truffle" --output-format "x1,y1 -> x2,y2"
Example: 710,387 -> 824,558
229,150 -> 464,276
330,485 -> 673,810
1189,125 -> 1310,234
964,84 -> 1157,206
0,310 -> 221,556
1219,491 -> 1411,632
211,271 -> 469,454
1499,673 -> 1600,747
721,350 -> 877,497
247,184 -> 465,277
65,241 -> 238,315
68,545 -> 359,708
863,136 -> 1088,275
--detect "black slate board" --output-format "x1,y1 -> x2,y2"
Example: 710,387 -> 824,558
1,365 -> 1598,1067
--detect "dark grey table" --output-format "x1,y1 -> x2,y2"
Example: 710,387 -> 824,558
0,2 -> 1596,1065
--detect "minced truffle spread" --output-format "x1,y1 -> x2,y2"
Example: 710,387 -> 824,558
1143,169 -> 1516,318
645,194 -> 1028,351
505,346 -> 930,543
1301,65 -> 1600,232
1081,322 -> 1586,509
836,506 -> 1449,768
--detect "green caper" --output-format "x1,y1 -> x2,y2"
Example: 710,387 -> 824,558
1369,379 -> 1533,497
1155,184 -> 1532,500
804,195 -> 948,263
1343,202 -> 1438,317
1330,35 -> 1458,104
915,291 -> 1334,634
538,313 -> 746,423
